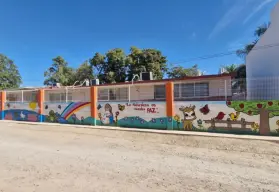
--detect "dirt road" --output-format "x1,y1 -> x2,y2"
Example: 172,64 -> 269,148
0,122 -> 278,192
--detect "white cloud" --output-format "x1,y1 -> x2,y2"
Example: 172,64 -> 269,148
208,1 -> 247,40
208,0 -> 274,39
243,0 -> 274,24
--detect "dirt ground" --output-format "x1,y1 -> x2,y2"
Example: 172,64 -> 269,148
0,122 -> 279,192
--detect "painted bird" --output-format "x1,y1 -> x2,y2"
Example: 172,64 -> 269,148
200,104 -> 210,115
214,112 -> 226,120
229,112 -> 240,121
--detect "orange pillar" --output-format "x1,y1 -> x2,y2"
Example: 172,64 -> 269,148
38,89 -> 44,122
166,82 -> 174,130
90,86 -> 98,126
1,91 -> 6,120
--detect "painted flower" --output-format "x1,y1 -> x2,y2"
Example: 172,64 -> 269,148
98,113 -> 102,118
124,117 -> 128,121
131,118 -> 134,121
115,111 -> 120,116
136,116 -> 139,120
174,115 -> 180,122
197,119 -> 203,125
140,120 -> 145,124
160,119 -> 164,124
151,118 -> 156,123
168,117 -> 172,122
276,120 -> 279,126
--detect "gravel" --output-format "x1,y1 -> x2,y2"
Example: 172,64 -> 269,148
0,122 -> 278,192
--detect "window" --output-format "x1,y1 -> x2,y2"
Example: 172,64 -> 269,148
24,92 -> 38,102
98,89 -> 109,101
174,82 -> 209,98
6,93 -> 19,102
154,85 -> 166,99
181,83 -> 195,97
49,92 -> 71,102
194,83 -> 209,97
174,84 -> 180,98
98,87 -> 128,101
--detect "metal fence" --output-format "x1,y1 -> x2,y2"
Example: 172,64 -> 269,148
2,76 -> 279,103
44,87 -> 90,103
98,83 -> 167,102
5,90 -> 39,103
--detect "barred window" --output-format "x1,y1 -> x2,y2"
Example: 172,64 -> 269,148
195,83 -> 209,97
49,92 -> 72,102
98,87 -> 128,101
154,85 -> 166,99
174,82 -> 209,98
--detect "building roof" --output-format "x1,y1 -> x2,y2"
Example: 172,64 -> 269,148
96,73 -> 232,87
2,73 -> 232,91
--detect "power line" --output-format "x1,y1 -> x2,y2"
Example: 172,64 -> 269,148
170,43 -> 279,65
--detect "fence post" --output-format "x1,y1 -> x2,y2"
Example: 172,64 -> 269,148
90,86 -> 98,126
224,79 -> 227,101
166,82 -> 174,130
1,91 -> 6,120
38,89 -> 44,122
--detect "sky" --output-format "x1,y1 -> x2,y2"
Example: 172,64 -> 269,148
0,0 -> 277,86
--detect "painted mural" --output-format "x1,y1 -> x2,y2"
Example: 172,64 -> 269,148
43,102 -> 93,125
2,102 -> 42,122
174,101 -> 279,136
97,102 -> 168,129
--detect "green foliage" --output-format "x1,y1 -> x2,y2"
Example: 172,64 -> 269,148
167,64 -> 199,78
227,101 -> 279,118
44,56 -> 75,86
222,64 -> 238,73
90,49 -> 128,83
89,46 -> 167,83
73,61 -> 94,83
236,22 -> 269,58
0,54 -> 22,90
126,46 -> 167,81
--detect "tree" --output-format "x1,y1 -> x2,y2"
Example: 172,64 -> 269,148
236,22 -> 270,58
44,56 -> 75,86
90,48 -> 127,84
72,60 -> 94,84
126,46 -> 167,81
89,46 -> 168,83
0,54 -> 22,90
222,64 -> 238,74
227,100 -> 279,135
254,22 -> 270,37
167,64 -> 199,78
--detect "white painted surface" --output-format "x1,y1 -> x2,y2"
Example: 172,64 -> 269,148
246,2 -> 279,99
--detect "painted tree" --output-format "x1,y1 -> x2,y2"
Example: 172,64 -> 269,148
227,100 -> 279,135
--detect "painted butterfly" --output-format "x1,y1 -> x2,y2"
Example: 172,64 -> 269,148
199,104 -> 210,115
58,105 -> 62,110
45,105 -> 48,110
118,104 -> 125,111
97,104 -> 102,110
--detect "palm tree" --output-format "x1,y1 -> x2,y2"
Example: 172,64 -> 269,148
236,22 -> 270,58
223,64 -> 238,73
236,41 -> 257,58
254,22 -> 270,37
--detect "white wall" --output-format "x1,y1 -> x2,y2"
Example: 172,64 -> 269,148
246,2 -> 279,100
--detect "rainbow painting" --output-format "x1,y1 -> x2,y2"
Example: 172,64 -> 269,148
61,102 -> 90,120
